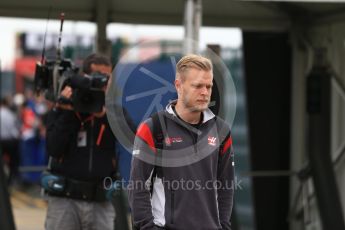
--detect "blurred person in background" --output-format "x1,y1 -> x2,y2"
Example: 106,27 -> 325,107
20,95 -> 41,184
17,90 -> 50,185
0,96 -> 20,185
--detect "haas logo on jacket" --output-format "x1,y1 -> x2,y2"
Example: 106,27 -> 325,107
208,136 -> 217,146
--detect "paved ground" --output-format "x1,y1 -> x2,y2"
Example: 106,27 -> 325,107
10,185 -> 47,230
8,184 -> 132,230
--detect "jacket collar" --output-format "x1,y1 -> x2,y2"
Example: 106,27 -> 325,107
165,99 -> 215,124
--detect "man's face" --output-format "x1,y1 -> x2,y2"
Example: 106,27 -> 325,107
90,63 -> 112,91
175,68 -> 213,112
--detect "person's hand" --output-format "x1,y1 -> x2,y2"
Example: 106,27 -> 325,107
61,86 -> 73,98
56,86 -> 74,110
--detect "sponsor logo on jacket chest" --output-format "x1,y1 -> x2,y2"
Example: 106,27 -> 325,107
165,137 -> 183,145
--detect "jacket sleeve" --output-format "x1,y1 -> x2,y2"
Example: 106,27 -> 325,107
217,131 -> 235,230
46,108 -> 80,158
128,121 -> 157,230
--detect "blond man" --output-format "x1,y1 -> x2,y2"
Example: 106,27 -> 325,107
129,54 -> 235,230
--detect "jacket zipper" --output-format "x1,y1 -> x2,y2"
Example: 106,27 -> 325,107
89,119 -> 94,172
171,189 -> 175,224
192,133 -> 198,154
186,126 -> 198,154
172,112 -> 200,154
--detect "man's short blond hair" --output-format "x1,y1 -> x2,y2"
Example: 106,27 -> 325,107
176,54 -> 213,81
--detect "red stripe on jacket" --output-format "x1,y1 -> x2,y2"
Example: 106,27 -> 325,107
136,123 -> 156,153
221,136 -> 232,156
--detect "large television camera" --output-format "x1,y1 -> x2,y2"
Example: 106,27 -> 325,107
34,13 -> 109,113
34,58 -> 109,113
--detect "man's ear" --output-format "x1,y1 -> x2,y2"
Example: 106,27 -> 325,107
175,78 -> 181,93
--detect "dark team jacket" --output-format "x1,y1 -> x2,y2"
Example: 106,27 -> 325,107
128,101 -> 235,230
46,105 -> 134,182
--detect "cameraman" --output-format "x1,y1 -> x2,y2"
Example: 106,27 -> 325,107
44,53 -> 134,230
